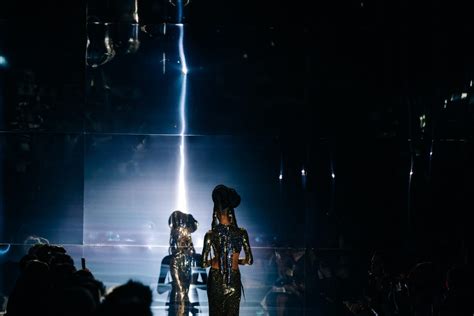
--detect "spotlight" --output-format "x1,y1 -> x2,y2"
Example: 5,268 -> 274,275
450,92 -> 468,102
301,168 -> 307,189
181,63 -> 188,75
331,172 -> 336,179
279,174 -> 283,180
0,55 -> 7,67
419,114 -> 426,129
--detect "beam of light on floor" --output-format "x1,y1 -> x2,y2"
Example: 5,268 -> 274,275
176,21 -> 188,213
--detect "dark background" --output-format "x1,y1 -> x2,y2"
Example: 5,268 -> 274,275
1,0 -> 474,309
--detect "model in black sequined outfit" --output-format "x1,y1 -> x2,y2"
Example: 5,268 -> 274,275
202,185 -> 253,316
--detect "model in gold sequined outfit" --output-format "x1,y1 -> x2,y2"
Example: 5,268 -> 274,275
167,210 -> 198,315
202,185 -> 253,316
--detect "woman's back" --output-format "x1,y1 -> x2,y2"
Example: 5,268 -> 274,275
202,224 -> 252,273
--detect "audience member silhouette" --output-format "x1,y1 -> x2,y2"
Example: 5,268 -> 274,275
5,244 -> 105,316
439,264 -> 473,316
97,280 -> 153,316
3,242 -> 473,316
407,261 -> 442,316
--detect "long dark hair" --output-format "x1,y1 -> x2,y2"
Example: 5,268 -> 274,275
211,184 -> 241,229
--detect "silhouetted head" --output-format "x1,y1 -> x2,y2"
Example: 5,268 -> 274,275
23,259 -> 50,281
72,270 -> 106,306
98,280 -> 153,316
168,210 -> 198,233
211,184 -> 240,228
212,184 -> 240,212
56,286 -> 97,316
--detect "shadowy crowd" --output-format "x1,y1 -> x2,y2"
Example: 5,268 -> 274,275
260,247 -> 474,316
4,244 -> 153,316
2,243 -> 473,316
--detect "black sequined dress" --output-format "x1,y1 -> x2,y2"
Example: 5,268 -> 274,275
202,224 -> 253,316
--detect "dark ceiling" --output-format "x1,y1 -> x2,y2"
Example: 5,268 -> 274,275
1,0 -> 473,138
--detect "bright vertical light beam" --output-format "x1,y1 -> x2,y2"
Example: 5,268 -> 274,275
177,79 -> 187,212
176,22 -> 188,212
178,24 -> 188,74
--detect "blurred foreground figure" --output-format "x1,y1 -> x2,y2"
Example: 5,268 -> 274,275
98,280 -> 152,316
